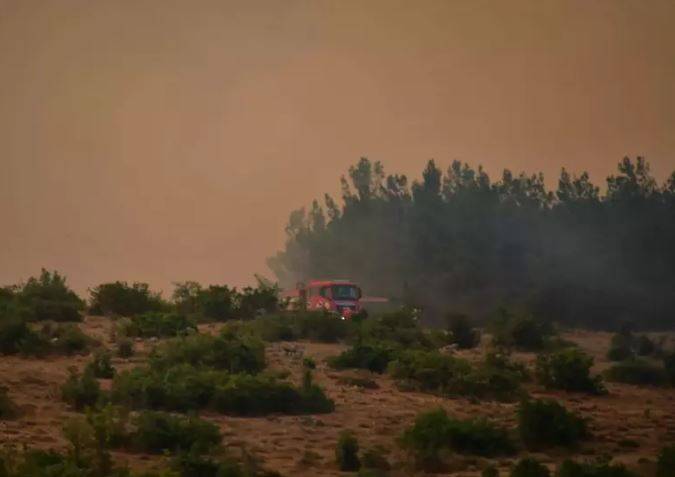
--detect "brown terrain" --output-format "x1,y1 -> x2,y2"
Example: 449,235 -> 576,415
1,316 -> 674,476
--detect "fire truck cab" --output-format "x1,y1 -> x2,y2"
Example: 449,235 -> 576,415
300,279 -> 362,319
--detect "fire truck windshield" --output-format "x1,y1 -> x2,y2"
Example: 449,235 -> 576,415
331,285 -> 359,300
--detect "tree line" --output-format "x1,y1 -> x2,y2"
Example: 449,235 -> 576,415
268,157 -> 675,329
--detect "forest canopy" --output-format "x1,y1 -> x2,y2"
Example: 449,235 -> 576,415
268,157 -> 675,329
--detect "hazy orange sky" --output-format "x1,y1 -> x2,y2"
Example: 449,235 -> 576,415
1,0 -> 674,295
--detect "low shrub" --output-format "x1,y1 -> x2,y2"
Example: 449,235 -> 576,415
389,349 -> 471,392
149,331 -> 265,374
328,343 -> 395,373
556,459 -> 636,477
89,281 -> 166,317
607,332 -> 634,361
237,277 -> 281,318
240,315 -> 296,341
0,317 -> 48,355
636,335 -> 656,356
605,359 -> 668,386
211,372 -> 334,415
61,367 -> 103,411
446,313 -> 481,349
491,308 -> 554,351
293,312 -> 353,342
130,411 -> 221,454
518,398 -> 588,449
111,364 -> 334,415
120,312 -> 197,338
358,310 -> 433,349
41,322 -> 94,355
401,409 -> 514,471
657,446 -> 675,477
511,458 -> 550,477
336,375 -> 379,389
535,348 -> 606,394
116,338 -> 134,358
360,446 -> 390,472
86,350 -> 115,379
0,386 -> 18,419
335,431 -> 360,471
389,349 -> 524,401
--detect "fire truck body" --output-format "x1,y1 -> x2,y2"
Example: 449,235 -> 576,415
285,279 -> 362,318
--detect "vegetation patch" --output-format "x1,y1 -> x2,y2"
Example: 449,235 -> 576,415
389,349 -> 525,401
0,386 -> 18,419
89,281 -> 166,317
401,408 -> 515,472
605,358 -> 668,386
61,367 -> 103,411
119,312 -> 197,338
511,458 -> 550,477
518,398 -> 588,449
535,348 -> 606,394
149,331 -> 265,374
491,308 -> 555,352
111,364 -> 334,416
328,343 -> 395,373
335,430 -> 360,471
556,458 -> 636,477
86,350 -> 115,379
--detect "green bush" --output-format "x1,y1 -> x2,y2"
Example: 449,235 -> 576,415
237,277 -> 281,318
0,386 -> 18,419
511,458 -> 550,477
446,313 -> 481,349
328,343 -> 395,373
15,269 -> 84,322
89,281 -> 166,316
606,332 -> 634,361
360,446 -> 390,472
491,308 -> 554,351
41,323 -> 93,355
358,310 -> 433,349
518,398 -> 588,449
116,338 -> 134,358
657,446 -> 675,477
636,335 -> 656,356
293,311 -> 352,342
535,348 -> 606,394
86,350 -> 115,379
61,367 -> 103,411
243,311 -> 353,343
335,431 -> 360,471
149,331 -> 265,374
211,372 -> 335,416
389,349 -> 524,401
0,317 -> 48,355
605,358 -> 668,386
195,285 -> 238,321
401,409 -> 514,471
556,459 -> 636,477
130,411 -> 221,454
111,364 -> 334,415
120,312 -> 197,338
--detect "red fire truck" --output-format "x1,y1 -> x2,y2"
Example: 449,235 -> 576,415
283,279 -> 386,319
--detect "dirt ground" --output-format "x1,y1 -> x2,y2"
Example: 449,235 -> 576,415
1,316 -> 674,476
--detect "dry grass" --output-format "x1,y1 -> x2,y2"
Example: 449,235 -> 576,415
0,316 -> 673,476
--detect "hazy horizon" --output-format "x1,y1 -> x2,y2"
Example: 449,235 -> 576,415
2,0 -> 674,295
